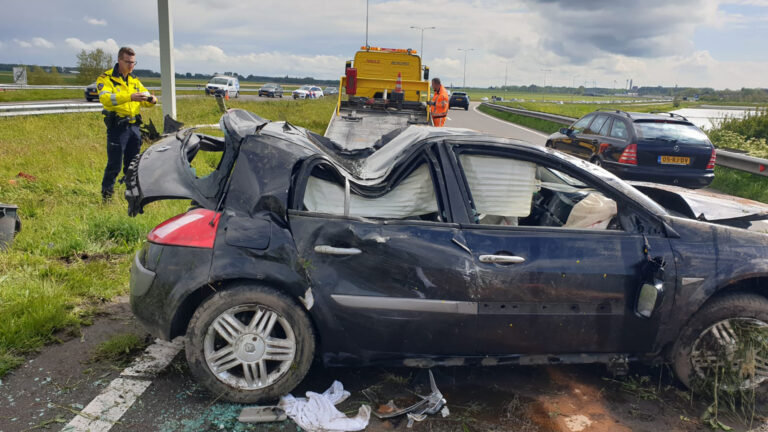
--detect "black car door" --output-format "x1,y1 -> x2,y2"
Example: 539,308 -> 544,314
446,143 -> 675,355
555,114 -> 594,157
288,146 -> 479,358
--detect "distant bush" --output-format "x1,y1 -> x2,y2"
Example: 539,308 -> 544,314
708,110 -> 768,157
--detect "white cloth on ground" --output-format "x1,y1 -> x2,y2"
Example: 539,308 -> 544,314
278,380 -> 371,432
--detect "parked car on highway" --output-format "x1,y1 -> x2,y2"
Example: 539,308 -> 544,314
324,86 -> 339,96
84,83 -> 98,102
546,110 -> 715,188
258,83 -> 283,98
449,91 -> 469,110
206,75 -> 240,98
292,85 -> 323,99
126,109 -> 768,403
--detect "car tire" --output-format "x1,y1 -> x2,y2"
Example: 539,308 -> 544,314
185,284 -> 316,403
464,106 -> 469,111
672,293 -> 768,393
545,141 -> 553,148
591,157 -> 602,167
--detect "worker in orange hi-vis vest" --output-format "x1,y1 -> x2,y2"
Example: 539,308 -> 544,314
428,77 -> 449,127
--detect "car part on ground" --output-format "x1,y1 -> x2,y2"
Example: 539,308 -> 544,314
369,370 -> 447,427
0,203 -> 21,251
127,108 -> 768,403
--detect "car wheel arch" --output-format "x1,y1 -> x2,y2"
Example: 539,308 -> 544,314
169,278 -> 315,340
670,291 -> 768,391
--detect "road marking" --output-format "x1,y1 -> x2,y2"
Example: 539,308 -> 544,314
62,337 -> 184,432
472,104 -> 549,139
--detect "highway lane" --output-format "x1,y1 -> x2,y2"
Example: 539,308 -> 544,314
445,101 -> 547,146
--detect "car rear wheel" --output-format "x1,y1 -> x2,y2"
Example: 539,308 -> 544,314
185,284 -> 315,403
672,294 -> 768,394
591,157 -> 602,167
464,105 -> 468,111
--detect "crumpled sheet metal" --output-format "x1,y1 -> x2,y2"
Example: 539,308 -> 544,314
278,380 -> 370,432
368,370 -> 448,428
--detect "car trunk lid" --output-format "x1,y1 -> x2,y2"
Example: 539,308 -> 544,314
633,120 -> 713,169
125,109 -> 268,216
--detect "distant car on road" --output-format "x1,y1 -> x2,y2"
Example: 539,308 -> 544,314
258,83 -> 283,98
449,91 -> 469,110
546,110 -> 715,188
84,83 -> 98,102
206,75 -> 240,98
324,87 -> 339,96
293,85 -> 323,99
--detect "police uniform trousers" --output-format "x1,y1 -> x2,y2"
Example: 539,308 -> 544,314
101,120 -> 141,196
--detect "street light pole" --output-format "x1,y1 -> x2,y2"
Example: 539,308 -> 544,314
457,48 -> 474,89
410,26 -> 435,61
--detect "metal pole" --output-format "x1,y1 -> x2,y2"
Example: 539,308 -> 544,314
365,0 -> 369,48
458,48 -> 474,89
410,26 -> 435,61
157,0 -> 176,121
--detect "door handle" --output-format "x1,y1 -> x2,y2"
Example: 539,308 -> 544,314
314,245 -> 362,256
478,255 -> 525,264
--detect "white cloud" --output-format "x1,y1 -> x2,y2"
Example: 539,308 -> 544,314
14,37 -> 54,49
84,16 -> 107,26
65,38 -> 120,54
31,37 -> 54,49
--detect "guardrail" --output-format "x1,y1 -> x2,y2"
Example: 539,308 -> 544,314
0,102 -> 102,117
480,102 -> 768,177
0,84 -> 261,92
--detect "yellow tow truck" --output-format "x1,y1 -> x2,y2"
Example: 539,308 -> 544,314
324,46 -> 432,149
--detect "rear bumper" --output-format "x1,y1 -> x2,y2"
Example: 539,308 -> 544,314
130,242 -> 214,340
603,161 -> 714,188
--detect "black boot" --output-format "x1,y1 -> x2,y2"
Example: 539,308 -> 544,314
101,188 -> 113,203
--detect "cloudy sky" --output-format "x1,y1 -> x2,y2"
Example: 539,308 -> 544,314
1,0 -> 766,89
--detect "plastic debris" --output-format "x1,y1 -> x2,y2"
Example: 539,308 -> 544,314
369,370 -> 447,428
278,380 -> 370,432
238,406 -> 287,423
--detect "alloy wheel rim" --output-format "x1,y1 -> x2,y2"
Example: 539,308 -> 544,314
204,304 -> 296,390
690,318 -> 768,390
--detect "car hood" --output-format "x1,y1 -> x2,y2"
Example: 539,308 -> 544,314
124,110 -> 268,216
630,181 -> 768,230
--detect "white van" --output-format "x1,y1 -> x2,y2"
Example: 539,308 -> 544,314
205,75 -> 240,98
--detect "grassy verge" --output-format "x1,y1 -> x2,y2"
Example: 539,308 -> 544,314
477,104 -> 563,134
710,166 -> 768,203
0,96 -> 335,375
0,89 -> 84,102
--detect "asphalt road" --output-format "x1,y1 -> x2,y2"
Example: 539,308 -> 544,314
445,101 -> 548,146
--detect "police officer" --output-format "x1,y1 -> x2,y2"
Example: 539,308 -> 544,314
427,77 -> 449,127
97,46 -> 157,201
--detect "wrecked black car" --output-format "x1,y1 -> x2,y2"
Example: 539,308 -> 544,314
126,109 -> 768,403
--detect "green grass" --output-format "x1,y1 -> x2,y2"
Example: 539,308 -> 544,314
710,166 -> 768,203
90,333 -> 148,365
477,104 -> 563,134
0,89 -> 84,102
0,96 -> 335,375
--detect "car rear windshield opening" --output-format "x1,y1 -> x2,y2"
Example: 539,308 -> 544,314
633,121 -> 710,144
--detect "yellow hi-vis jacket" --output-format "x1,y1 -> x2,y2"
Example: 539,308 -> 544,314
97,64 -> 155,123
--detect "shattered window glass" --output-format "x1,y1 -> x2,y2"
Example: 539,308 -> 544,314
303,163 -> 440,220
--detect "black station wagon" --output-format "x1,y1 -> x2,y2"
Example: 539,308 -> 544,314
546,110 -> 716,188
126,109 -> 768,403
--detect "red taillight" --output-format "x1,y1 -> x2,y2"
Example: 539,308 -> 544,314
707,149 -> 717,170
147,208 -> 221,248
618,143 -> 638,165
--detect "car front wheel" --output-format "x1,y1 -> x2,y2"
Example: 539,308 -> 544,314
591,157 -> 602,167
185,284 -> 316,403
672,294 -> 768,393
